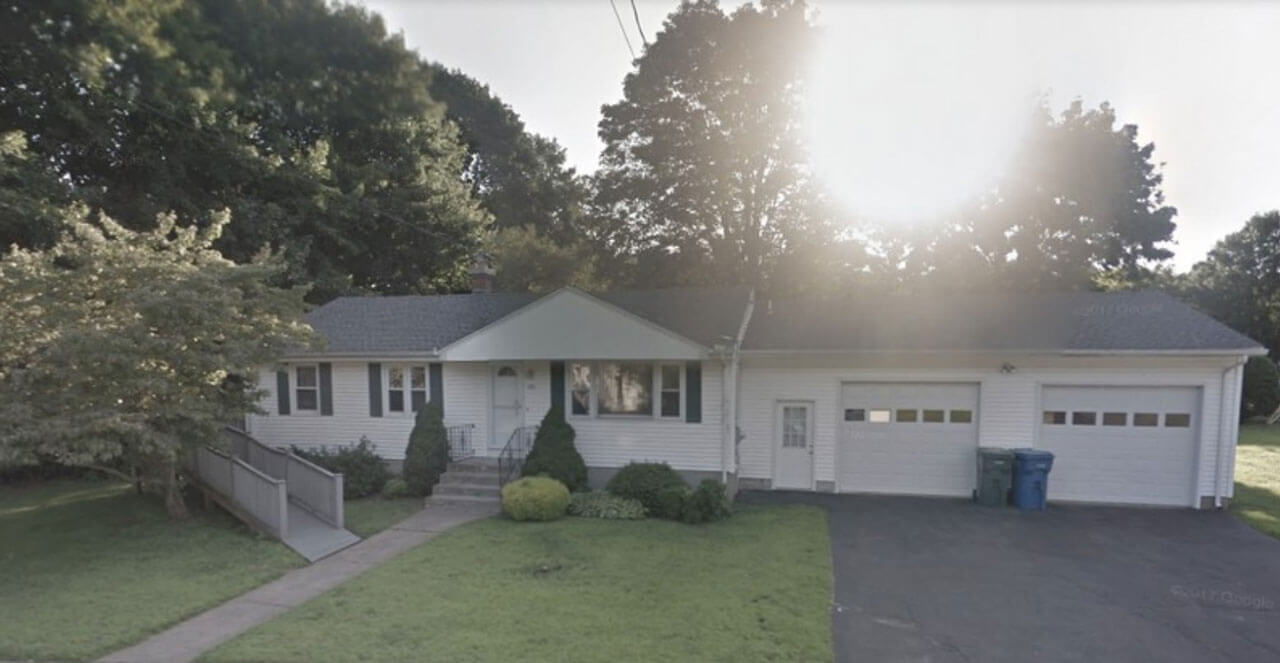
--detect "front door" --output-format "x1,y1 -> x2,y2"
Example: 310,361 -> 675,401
491,364 -> 524,454
775,402 -> 814,490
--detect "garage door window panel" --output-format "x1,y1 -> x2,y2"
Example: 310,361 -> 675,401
1165,413 -> 1191,428
1133,413 -> 1159,427
1102,412 -> 1128,426
1072,411 -> 1097,426
868,409 -> 891,423
896,409 -> 918,423
1043,411 -> 1067,425
949,409 -> 973,424
844,408 -> 866,422
922,409 -> 945,423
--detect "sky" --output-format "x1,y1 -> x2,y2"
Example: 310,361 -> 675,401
362,0 -> 1280,271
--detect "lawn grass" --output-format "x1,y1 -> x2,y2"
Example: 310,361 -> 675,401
342,495 -> 422,538
1232,423 -> 1280,539
202,505 -> 834,663
0,479 -> 303,661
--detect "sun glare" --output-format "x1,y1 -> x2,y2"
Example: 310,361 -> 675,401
804,5 -> 1035,225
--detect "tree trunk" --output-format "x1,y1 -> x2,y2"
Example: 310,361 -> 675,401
163,462 -> 189,519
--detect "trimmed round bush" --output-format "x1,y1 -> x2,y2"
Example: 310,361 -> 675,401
681,479 -> 732,523
567,491 -> 646,519
606,462 -> 687,517
501,476 -> 570,522
381,477 -> 410,498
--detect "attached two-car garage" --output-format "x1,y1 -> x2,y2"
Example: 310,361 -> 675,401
836,382 -> 1202,506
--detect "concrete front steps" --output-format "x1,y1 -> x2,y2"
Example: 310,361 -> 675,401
428,457 -> 500,505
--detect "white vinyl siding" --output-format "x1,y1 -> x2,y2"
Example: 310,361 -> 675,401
249,359 -> 723,471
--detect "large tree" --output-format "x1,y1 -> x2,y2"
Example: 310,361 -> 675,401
969,100 -> 1177,290
591,0 -> 827,290
1184,211 -> 1280,357
0,0 -> 488,301
0,207 -> 312,518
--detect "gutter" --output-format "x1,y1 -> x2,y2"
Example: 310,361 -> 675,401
1214,355 -> 1249,508
739,347 -> 1268,357
723,289 -> 756,484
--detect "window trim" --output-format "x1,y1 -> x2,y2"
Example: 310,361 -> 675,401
293,364 -> 320,415
383,363 -> 430,416
566,360 -> 684,421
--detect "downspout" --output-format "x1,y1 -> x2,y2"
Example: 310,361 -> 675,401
1213,355 -> 1248,508
723,289 -> 756,484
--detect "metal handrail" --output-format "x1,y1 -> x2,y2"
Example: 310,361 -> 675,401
497,426 -> 538,486
446,424 -> 477,462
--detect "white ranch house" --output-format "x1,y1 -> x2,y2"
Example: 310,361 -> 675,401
247,272 -> 1264,509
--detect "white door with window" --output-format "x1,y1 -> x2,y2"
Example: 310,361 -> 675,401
838,382 -> 980,496
1038,385 -> 1200,506
774,402 -> 814,490
491,364 -> 524,454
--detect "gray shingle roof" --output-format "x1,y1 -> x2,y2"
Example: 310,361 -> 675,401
305,292 -> 537,353
742,291 -> 1265,353
302,286 -> 753,354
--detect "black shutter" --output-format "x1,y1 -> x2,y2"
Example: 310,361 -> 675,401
429,363 -> 444,413
276,370 -> 291,415
550,361 -> 565,414
319,362 -> 333,416
685,361 -> 702,423
368,363 -> 383,417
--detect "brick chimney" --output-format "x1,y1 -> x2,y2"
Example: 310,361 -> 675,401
469,252 -> 496,293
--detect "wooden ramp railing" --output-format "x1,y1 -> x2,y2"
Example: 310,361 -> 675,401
193,427 -> 357,561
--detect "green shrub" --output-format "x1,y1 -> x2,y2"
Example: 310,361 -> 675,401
1242,356 -> 1280,421
291,438 -> 388,499
521,406 -> 588,492
681,479 -> 732,523
404,403 -> 449,496
501,476 -> 569,522
606,462 -> 687,516
381,477 -> 410,499
567,491 -> 646,519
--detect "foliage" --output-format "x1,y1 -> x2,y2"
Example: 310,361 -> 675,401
522,406 -> 589,492
0,209 -> 311,517
0,0 -> 488,301
501,476 -> 570,522
1184,212 -> 1280,358
681,479 -> 733,524
428,66 -> 589,243
567,491 -> 647,520
488,225 -> 608,293
403,403 -> 449,496
591,0 -> 831,290
291,439 -> 389,499
880,100 -> 1179,293
203,505 -> 834,663
606,462 -> 688,516
381,477 -> 410,499
1241,357 -> 1280,422
0,480 -> 301,660
0,131 -> 69,251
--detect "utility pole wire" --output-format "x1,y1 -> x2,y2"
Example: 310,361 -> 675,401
608,0 -> 636,59
630,0 -> 648,46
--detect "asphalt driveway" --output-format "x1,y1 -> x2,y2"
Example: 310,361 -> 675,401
741,492 -> 1280,663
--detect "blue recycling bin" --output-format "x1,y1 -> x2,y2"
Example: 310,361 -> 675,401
1011,448 -> 1054,510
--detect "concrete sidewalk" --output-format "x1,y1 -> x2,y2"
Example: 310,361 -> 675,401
99,501 -> 498,663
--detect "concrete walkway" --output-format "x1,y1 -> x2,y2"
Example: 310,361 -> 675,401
99,501 -> 498,663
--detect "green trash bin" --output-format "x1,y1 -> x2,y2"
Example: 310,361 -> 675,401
975,447 -> 1015,507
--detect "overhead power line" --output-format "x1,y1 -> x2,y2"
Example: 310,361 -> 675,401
629,0 -> 648,46
608,0 -> 636,59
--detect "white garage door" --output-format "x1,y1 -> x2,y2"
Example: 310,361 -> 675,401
839,382 -> 980,496
1038,386 -> 1200,506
